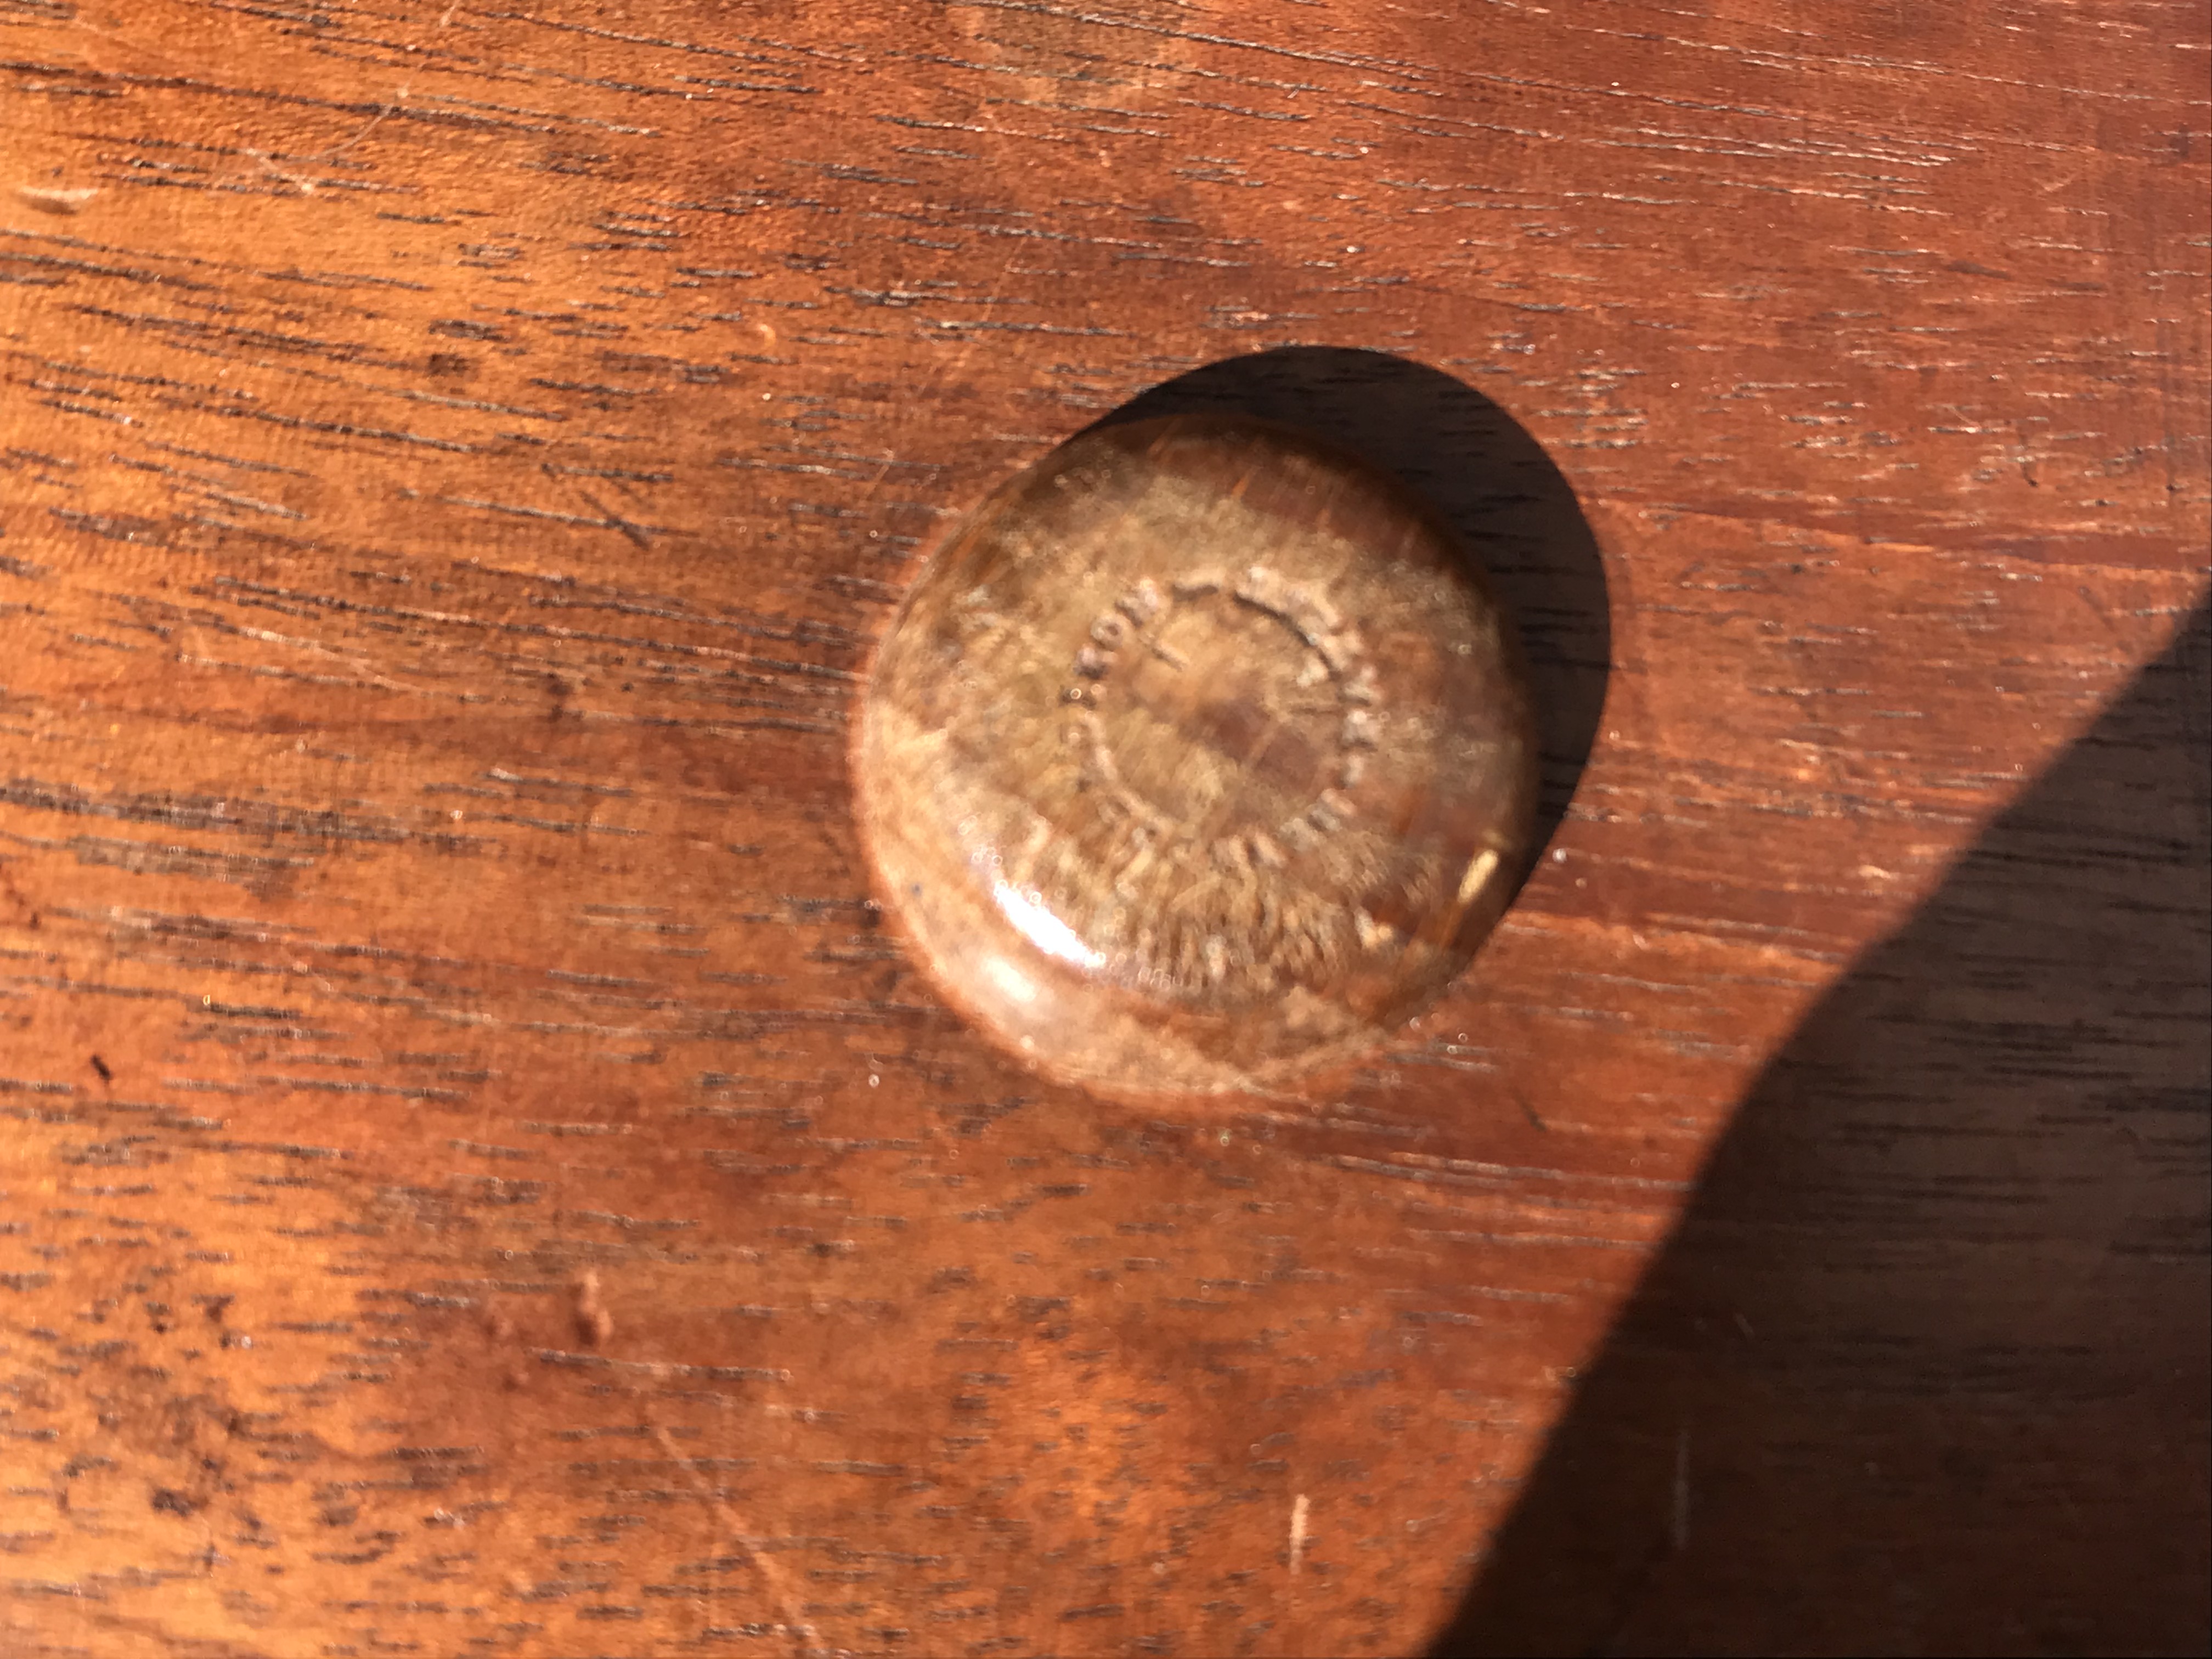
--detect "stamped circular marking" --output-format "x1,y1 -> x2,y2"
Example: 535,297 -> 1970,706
856,414 -> 1538,1096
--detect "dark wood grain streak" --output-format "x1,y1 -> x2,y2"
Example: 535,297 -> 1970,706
1,1 -> 2206,1654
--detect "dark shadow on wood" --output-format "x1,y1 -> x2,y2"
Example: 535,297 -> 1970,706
1091,347 -> 1610,860
1430,598 -> 2212,1656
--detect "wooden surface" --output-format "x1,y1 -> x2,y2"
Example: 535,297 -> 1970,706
0,3 -> 2205,1655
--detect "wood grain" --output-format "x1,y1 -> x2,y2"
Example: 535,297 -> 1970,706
0,2 -> 2205,1655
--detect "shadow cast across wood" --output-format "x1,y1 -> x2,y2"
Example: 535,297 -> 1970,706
1431,599 -> 2212,1656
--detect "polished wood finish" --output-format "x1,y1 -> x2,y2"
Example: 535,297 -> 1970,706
858,415 -> 1536,1096
1,2 -> 2205,1655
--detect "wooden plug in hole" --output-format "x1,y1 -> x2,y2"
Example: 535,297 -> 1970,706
856,414 -> 1538,1097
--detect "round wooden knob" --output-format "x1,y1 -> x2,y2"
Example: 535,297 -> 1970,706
857,414 -> 1537,1096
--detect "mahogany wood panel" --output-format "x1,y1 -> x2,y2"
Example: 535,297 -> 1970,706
0,2 -> 2205,1655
